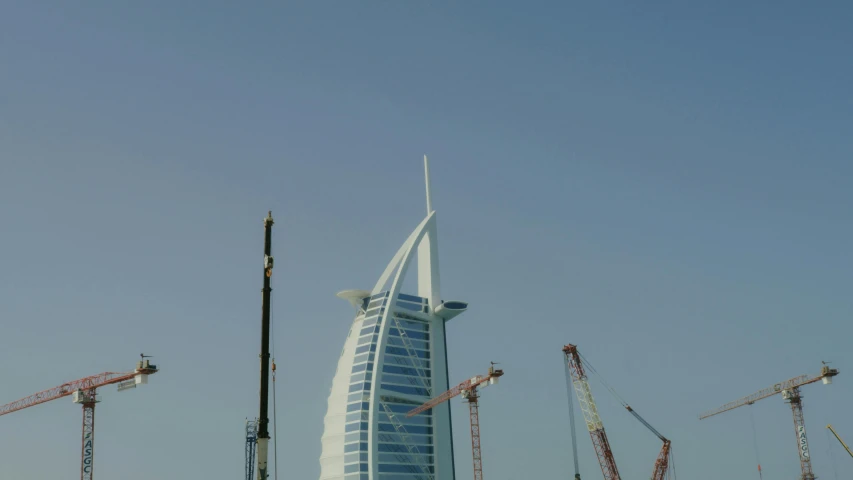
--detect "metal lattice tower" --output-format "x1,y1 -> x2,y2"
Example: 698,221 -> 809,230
80,393 -> 97,480
468,392 -> 483,480
785,388 -> 815,480
246,419 -> 258,480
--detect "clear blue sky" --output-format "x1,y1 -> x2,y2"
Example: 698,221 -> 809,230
2,1 -> 852,479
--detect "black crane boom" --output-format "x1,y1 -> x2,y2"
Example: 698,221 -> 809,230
256,211 -> 274,479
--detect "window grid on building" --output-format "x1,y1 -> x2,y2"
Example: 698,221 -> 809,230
341,292 -> 438,480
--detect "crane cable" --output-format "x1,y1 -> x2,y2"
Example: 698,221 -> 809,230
668,445 -> 677,480
564,352 -> 581,479
270,244 -> 279,480
823,386 -> 839,480
748,406 -> 763,480
826,427 -> 839,480
576,351 -> 628,407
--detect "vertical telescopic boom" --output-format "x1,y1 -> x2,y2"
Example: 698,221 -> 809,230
257,211 -> 274,480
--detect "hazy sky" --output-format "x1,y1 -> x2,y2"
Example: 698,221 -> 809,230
2,2 -> 852,479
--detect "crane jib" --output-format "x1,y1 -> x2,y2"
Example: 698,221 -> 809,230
699,366 -> 838,419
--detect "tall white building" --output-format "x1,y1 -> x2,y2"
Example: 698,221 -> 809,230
319,157 -> 467,480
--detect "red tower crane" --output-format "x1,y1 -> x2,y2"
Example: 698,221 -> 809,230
407,364 -> 504,480
0,358 -> 159,480
698,364 -> 839,480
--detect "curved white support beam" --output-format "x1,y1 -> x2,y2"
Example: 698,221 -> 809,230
371,212 -> 441,308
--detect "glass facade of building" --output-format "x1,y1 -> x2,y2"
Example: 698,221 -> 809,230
321,283 -> 456,480
342,292 -> 436,480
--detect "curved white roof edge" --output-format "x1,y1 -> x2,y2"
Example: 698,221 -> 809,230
335,289 -> 371,309
435,300 -> 468,321
372,212 -> 437,291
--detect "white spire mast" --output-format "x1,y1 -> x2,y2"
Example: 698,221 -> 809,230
424,155 -> 433,215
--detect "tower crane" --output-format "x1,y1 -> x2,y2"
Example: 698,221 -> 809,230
563,344 -> 620,480
0,359 -> 158,480
698,364 -> 839,480
407,364 -> 504,480
827,425 -> 853,460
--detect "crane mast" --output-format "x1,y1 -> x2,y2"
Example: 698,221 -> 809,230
562,345 -> 620,480
256,211 -> 275,480
467,388 -> 484,480
785,387 -> 815,479
699,364 -> 839,480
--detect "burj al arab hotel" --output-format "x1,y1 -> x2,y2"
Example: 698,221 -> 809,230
319,157 -> 467,480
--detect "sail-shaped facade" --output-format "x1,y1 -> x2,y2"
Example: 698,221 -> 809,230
319,158 -> 466,480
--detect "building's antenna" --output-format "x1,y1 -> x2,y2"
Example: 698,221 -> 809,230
424,155 -> 433,215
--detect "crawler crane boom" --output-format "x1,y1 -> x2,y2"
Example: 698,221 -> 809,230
563,344 -> 620,480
